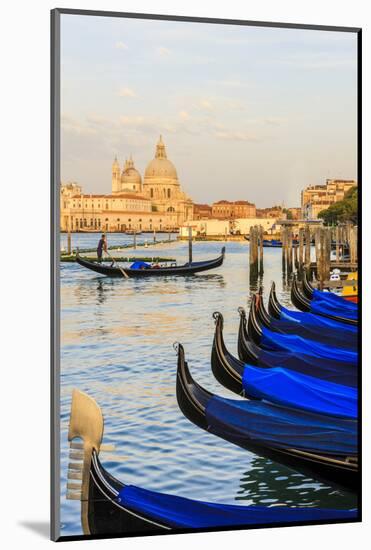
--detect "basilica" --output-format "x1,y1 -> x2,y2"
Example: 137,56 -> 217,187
60,136 -> 194,232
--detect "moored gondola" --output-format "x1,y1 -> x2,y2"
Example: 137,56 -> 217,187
247,295 -> 357,364
66,389 -> 357,538
237,306 -> 357,388
302,270 -> 358,307
211,312 -> 245,395
269,282 -> 357,333
291,276 -> 357,325
303,270 -> 315,299
211,313 -> 357,419
255,289 -> 357,349
76,247 -> 225,278
176,344 -> 358,491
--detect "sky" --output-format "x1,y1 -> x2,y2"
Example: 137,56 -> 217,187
60,14 -> 358,207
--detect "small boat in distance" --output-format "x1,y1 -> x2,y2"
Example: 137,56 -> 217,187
76,247 -> 225,278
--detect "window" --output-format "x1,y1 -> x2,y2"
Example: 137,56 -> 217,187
167,188 -> 171,198
150,188 -> 153,198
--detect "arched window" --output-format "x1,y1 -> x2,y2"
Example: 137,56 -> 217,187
167,206 -> 175,212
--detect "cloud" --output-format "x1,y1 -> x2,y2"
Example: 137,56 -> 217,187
61,115 -> 97,136
281,53 -> 355,70
178,110 -> 190,121
157,46 -> 171,57
199,99 -> 213,111
214,130 -> 259,142
216,79 -> 248,88
264,117 -> 285,127
118,87 -> 136,98
116,41 -> 128,50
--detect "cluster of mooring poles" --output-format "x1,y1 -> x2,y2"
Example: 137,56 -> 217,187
249,225 -> 264,281
281,226 -> 311,277
248,222 -> 358,290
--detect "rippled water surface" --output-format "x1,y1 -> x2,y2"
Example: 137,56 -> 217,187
60,234 -> 357,536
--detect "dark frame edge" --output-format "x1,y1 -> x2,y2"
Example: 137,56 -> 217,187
356,27 -> 362,520
54,7 -> 361,33
56,515 -> 361,543
51,7 -> 61,543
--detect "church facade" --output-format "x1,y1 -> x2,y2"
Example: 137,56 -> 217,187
60,137 -> 194,232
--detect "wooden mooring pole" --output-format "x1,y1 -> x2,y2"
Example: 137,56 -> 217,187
349,225 -> 357,266
287,229 -> 293,275
335,225 -> 340,262
282,227 -> 287,275
67,216 -> 72,255
304,225 -> 311,272
259,225 -> 264,276
249,225 -> 262,280
188,225 -> 193,264
298,228 -> 304,274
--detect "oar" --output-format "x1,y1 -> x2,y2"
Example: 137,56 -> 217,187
105,250 -> 129,279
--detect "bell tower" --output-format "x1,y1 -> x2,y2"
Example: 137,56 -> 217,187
112,156 -> 121,194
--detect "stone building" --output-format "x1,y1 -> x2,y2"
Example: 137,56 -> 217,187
211,200 -> 256,219
60,136 -> 194,232
301,179 -> 357,219
256,205 -> 283,219
193,204 -> 213,220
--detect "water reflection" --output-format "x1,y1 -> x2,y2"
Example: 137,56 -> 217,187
236,456 -> 357,509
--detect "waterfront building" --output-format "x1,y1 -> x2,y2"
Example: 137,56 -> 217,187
211,200 -> 256,219
180,217 -> 275,237
287,207 -> 301,220
60,136 -> 194,232
301,179 -> 357,219
193,204 -> 213,220
256,205 -> 283,219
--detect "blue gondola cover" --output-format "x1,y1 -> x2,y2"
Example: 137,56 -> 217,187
310,300 -> 358,320
117,485 -> 357,529
257,348 -> 357,388
242,364 -> 357,418
312,289 -> 358,310
205,396 -> 357,455
269,317 -> 356,349
260,327 -> 357,363
130,261 -> 151,270
280,306 -> 357,333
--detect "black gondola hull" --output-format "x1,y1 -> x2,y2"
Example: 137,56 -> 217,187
76,248 -> 225,278
176,345 -> 358,492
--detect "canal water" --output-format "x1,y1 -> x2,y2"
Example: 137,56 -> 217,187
59,233 -> 357,536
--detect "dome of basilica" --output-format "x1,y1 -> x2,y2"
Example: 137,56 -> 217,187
144,136 -> 178,180
121,167 -> 142,185
121,156 -> 142,185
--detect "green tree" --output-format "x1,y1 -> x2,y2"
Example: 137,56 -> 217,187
318,186 -> 358,225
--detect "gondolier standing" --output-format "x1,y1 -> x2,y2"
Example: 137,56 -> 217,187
97,234 -> 107,262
